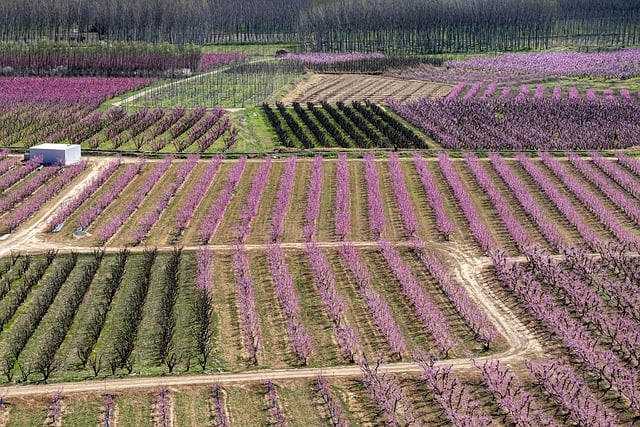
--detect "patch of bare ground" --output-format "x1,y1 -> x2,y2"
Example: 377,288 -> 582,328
281,73 -> 452,106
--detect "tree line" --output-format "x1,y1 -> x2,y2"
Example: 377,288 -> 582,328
0,0 -> 638,51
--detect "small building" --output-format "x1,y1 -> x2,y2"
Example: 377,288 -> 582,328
29,143 -> 81,166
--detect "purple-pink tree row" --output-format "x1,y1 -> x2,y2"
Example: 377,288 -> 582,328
378,239 -> 456,357
491,252 -> 640,412
133,155 -> 199,244
0,77 -> 154,107
538,152 -> 635,245
439,153 -> 494,252
446,82 -> 466,100
359,355 -> 418,427
4,160 -> 88,231
387,152 -> 419,238
0,156 -> 19,178
488,153 -> 565,250
516,154 -> 601,248
334,154 -> 350,239
48,158 -> 122,231
265,380 -> 289,427
266,243 -> 313,365
564,245 -> 640,327
316,375 -> 349,427
103,394 -> 115,427
363,153 -> 386,238
305,242 -> 361,363
78,159 -> 145,230
465,153 -> 531,249
174,156 -> 223,238
528,359 -> 617,426
616,152 -> 640,180
568,153 -> 640,226
234,158 -> 273,243
526,245 -> 640,366
414,352 -> 492,426
445,49 -> 640,80
0,155 -> 43,192
0,166 -> 60,215
232,244 -> 262,365
199,157 -> 247,244
411,240 -> 497,350
270,156 -> 297,241
413,153 -> 454,240
198,53 -> 250,71
155,388 -> 170,427
338,242 -> 406,359
47,391 -> 62,425
592,152 -> 640,201
475,359 -> 559,427
196,246 -> 213,294
211,384 -> 230,427
96,156 -> 172,244
303,155 -> 323,241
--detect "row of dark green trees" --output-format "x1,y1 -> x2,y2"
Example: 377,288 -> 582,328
0,0 -> 639,52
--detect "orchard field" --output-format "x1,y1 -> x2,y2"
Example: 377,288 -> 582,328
1,33 -> 640,426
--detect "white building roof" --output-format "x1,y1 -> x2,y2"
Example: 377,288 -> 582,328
31,143 -> 80,151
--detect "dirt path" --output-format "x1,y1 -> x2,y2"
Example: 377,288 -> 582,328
0,157 -> 113,258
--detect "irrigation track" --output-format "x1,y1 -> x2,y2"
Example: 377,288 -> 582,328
112,57 -> 276,109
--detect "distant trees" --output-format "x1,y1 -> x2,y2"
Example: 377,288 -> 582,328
0,0 -> 637,51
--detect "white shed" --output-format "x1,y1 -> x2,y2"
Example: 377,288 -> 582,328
29,143 -> 81,166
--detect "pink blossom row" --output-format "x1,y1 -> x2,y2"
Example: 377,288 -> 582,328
48,158 -> 122,230
175,156 -> 223,236
78,159 -> 145,230
302,155 -> 323,241
4,160 -> 88,231
363,153 -> 385,238
232,245 -> 262,365
234,158 -> 273,243
266,243 -> 313,365
413,153 -> 454,240
270,156 -> 297,241
199,157 -> 247,244
439,153 -> 494,252
334,154 -> 350,239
